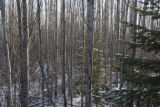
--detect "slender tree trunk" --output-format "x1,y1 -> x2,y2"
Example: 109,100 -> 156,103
97,0 -> 101,84
150,0 -> 154,30
81,0 -> 85,106
55,0 -> 58,100
85,0 -> 94,107
70,51 -> 73,107
37,1 -> 45,107
20,0 -> 29,107
131,0 -> 137,58
109,0 -> 115,90
44,0 -> 49,65
0,0 -> 12,107
116,0 -> 120,87
69,1 -> 73,106
104,0 -> 108,85
130,0 -> 137,105
16,0 -> 23,106
61,0 -> 67,106
140,0 -> 147,58
120,0 -> 129,90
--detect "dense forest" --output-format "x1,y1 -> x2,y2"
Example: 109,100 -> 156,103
0,0 -> 160,107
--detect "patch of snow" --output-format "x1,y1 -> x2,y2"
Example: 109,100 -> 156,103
116,53 -> 122,56
98,91 -> 106,94
134,69 -> 140,73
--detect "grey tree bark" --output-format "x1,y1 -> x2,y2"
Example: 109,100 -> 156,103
20,0 -> 29,107
116,0 -> 120,87
120,0 -> 130,89
140,0 -> 147,58
69,0 -> 73,106
131,0 -> 137,58
109,0 -> 114,89
55,0 -> 58,100
103,0 -> 108,85
37,1 -> 44,107
81,0 -> 85,106
61,0 -> 67,106
0,0 -> 12,107
85,0 -> 94,107
16,0 -> 23,106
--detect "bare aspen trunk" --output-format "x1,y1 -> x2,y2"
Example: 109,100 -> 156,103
0,0 -> 12,107
16,0 -> 22,55
130,0 -> 137,105
16,0 -> 23,106
150,0 -> 154,29
131,0 -> 137,58
61,0 -> 67,106
70,50 -> 73,107
97,0 -> 101,84
69,0 -> 73,106
108,0 -> 115,90
103,0 -> 108,85
20,0 -> 29,107
120,0 -> 129,89
85,0 -> 94,107
45,0 -> 49,64
120,0 -> 125,89
140,0 -> 147,58
37,0 -> 44,107
116,0 -> 120,87
55,0 -> 58,100
81,0 -> 85,106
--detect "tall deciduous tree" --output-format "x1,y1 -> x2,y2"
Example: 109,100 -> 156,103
85,0 -> 94,107
131,0 -> 137,59
20,0 -> 29,107
0,0 -> 12,107
69,0 -> 73,106
81,0 -> 85,106
55,0 -> 58,100
37,0 -> 44,107
61,0 -> 67,106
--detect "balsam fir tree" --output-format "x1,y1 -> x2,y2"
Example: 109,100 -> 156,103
108,0 -> 160,106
